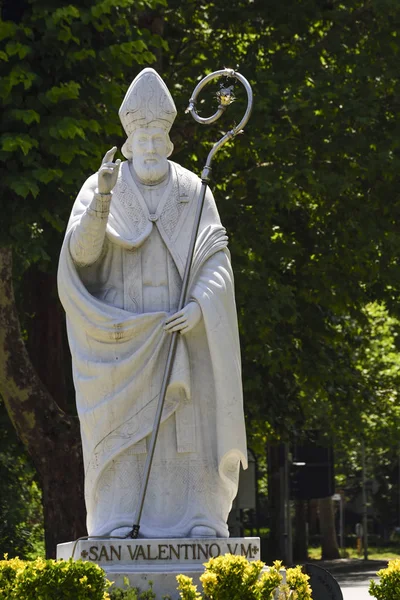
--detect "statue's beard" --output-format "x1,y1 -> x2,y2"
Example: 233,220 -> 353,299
132,156 -> 169,185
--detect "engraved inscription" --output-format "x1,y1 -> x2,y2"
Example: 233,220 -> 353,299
110,545 -> 121,561
82,541 -> 257,562
89,546 -> 99,561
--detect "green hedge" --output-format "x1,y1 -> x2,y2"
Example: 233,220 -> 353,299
0,554 -> 312,599
177,557 -> 312,600
370,559 -> 400,600
0,556 -> 110,599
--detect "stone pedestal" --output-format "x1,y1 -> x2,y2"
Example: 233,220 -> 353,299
57,537 -> 261,599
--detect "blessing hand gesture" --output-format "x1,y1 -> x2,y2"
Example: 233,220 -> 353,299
98,147 -> 121,194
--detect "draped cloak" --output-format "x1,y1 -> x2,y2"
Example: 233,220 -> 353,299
58,160 -> 247,538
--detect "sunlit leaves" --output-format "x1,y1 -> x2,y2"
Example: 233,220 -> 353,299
51,5 -> 80,25
0,0 -> 164,252
0,134 -> 38,155
10,109 -> 40,125
44,82 -> 81,104
2,0 -> 400,478
8,178 -> 39,199
0,65 -> 36,100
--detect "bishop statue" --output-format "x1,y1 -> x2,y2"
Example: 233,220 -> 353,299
58,68 -> 247,539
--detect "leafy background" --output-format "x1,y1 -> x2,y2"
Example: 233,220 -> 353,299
1,0 -> 400,556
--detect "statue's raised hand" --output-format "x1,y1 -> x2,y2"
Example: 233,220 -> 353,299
98,147 -> 121,194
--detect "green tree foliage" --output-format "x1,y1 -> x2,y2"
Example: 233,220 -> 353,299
0,399 -> 44,558
0,0 -> 165,556
0,0 -> 164,262
162,0 -> 400,445
2,0 -> 400,553
162,1 -> 400,541
335,303 -> 400,532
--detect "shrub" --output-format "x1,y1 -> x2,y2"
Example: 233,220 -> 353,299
369,559 -> 400,600
0,554 -> 312,599
109,577 -> 158,600
0,556 -> 110,599
257,560 -> 284,599
176,574 -> 202,600
286,565 -> 312,600
176,555 -> 312,600
0,556 -> 25,597
109,576 -> 139,600
200,554 -> 265,600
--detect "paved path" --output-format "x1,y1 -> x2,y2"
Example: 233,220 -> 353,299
307,558 -> 387,600
340,585 -> 371,600
335,568 -> 378,600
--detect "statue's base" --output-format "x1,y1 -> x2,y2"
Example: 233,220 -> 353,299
57,537 -> 261,599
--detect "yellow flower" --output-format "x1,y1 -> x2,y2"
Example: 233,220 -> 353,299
199,570 -> 218,592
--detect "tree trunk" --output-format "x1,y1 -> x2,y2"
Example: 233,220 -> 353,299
23,266 -> 70,413
309,498 -> 319,535
267,443 -> 286,563
293,499 -> 308,561
318,496 -> 340,559
0,246 -> 86,558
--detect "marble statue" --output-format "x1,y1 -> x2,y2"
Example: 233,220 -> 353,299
58,68 -> 247,540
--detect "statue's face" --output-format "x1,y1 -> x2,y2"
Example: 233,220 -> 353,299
131,127 -> 169,184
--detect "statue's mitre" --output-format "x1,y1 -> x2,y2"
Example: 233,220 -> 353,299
119,68 -> 177,136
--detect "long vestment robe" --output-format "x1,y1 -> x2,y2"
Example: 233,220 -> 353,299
58,160 -> 247,538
